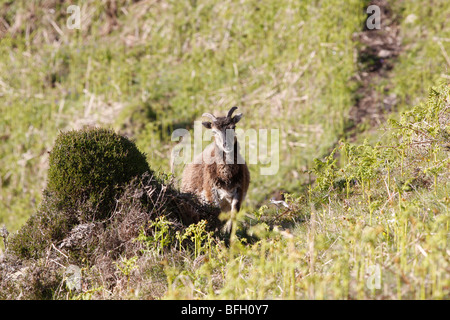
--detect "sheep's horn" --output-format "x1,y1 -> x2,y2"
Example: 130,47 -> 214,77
227,106 -> 238,118
202,113 -> 217,121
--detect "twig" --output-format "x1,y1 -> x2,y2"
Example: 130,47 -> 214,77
51,243 -> 69,260
436,40 -> 450,68
376,139 -> 439,151
0,225 -> 9,250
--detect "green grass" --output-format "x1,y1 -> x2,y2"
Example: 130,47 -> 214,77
114,84 -> 448,300
0,0 -> 449,300
390,0 -> 450,109
1,0 -> 366,233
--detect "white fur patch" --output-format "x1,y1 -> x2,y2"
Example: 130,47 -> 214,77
213,187 -> 237,212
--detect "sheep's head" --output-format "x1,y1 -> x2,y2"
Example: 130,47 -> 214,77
202,106 -> 243,154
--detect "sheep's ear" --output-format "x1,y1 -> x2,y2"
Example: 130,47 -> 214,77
202,121 -> 212,129
232,113 -> 243,124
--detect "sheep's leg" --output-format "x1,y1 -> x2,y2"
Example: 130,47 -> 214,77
231,197 -> 240,213
223,189 -> 242,233
232,187 -> 244,212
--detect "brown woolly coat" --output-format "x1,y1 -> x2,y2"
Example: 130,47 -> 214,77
181,142 -> 250,212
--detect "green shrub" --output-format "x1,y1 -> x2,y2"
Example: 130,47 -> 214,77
8,127 -> 151,259
7,192 -> 80,259
46,127 -> 151,221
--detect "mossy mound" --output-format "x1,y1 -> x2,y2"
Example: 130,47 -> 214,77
2,128 -> 222,298
46,127 -> 151,220
2,172 -> 221,298
7,127 -> 152,260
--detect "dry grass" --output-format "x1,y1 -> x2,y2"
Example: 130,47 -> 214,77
1,0 -> 449,300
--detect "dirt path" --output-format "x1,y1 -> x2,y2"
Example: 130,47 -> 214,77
273,0 -> 404,199
348,0 -> 402,138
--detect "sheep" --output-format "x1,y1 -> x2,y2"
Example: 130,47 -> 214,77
181,106 -> 250,231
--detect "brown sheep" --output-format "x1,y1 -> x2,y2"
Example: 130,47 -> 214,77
181,106 -> 250,231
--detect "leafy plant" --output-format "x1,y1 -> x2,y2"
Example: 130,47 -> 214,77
136,216 -> 174,255
181,220 -> 212,259
46,127 -> 151,221
115,256 -> 138,283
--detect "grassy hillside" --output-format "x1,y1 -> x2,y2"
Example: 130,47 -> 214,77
1,0 -> 367,231
0,0 -> 449,300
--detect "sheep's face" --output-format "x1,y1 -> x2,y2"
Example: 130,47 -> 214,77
202,108 -> 243,154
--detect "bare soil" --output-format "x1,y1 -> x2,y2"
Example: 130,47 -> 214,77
348,0 -> 402,134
